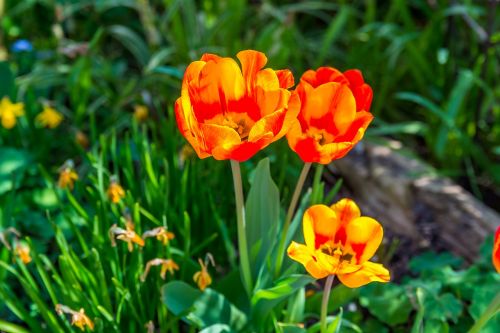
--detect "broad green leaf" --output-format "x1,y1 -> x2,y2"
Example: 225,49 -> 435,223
424,293 -> 463,323
0,148 -> 31,195
360,284 -> 412,326
199,324 -> 233,333
246,158 -> 280,279
409,251 -> 462,274
162,281 -> 247,330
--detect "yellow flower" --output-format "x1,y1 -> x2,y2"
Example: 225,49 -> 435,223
0,96 -> 24,129
134,105 -> 149,122
35,105 -> 64,128
56,305 -> 94,331
109,223 -> 145,252
58,160 -> 78,190
193,254 -> 214,291
15,242 -> 32,264
142,226 -> 175,245
141,258 -> 179,281
107,177 -> 125,203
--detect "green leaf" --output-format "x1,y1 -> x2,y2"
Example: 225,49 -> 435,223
252,274 -> 314,320
107,25 -> 150,66
360,284 -> 413,326
162,281 -> 247,330
423,293 -> 462,323
199,324 -> 233,333
0,147 -> 32,195
409,251 -> 462,274
246,158 -> 280,279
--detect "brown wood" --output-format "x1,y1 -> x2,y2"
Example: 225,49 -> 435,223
326,140 -> 500,262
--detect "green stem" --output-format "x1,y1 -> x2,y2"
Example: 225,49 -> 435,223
274,162 -> 312,277
468,291 -> 500,333
321,275 -> 335,333
230,160 -> 253,295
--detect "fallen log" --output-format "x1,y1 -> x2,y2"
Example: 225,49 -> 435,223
326,140 -> 500,262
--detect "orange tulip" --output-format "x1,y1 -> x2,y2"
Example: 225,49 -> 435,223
175,50 -> 300,162
287,199 -> 390,288
287,67 -> 373,164
493,226 -> 500,273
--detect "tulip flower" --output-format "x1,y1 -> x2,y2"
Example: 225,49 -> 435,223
287,198 -> 390,288
0,96 -> 24,129
287,67 -> 373,164
175,50 -> 300,161
493,226 -> 500,273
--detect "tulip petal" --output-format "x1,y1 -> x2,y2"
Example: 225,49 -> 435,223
493,226 -> 500,273
175,98 -> 210,159
337,261 -> 390,288
287,242 -> 329,279
276,69 -> 295,89
344,69 -> 373,112
334,111 -> 373,144
330,198 -> 361,224
344,217 -> 383,264
303,205 -> 339,250
199,123 -> 241,160
237,50 -> 267,92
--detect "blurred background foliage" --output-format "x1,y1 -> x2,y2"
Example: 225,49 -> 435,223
0,0 -> 499,332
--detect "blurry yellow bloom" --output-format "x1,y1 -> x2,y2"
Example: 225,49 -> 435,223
179,144 -> 195,168
193,254 -> 214,291
56,304 -> 94,331
36,106 -> 64,128
305,289 -> 315,298
58,160 -> 78,190
15,242 -> 32,264
142,227 -> 175,245
109,223 -> 145,252
0,96 -> 24,129
107,177 -> 125,203
75,130 -> 90,149
141,258 -> 179,281
134,105 -> 149,122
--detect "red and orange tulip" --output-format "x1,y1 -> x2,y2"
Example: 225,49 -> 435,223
493,226 -> 500,273
175,50 -> 300,162
287,199 -> 390,288
287,67 -> 373,164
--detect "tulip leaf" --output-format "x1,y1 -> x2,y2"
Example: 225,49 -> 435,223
245,158 -> 280,279
162,281 -> 247,330
251,274 -> 314,320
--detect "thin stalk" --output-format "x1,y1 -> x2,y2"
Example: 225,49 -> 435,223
468,291 -> 500,333
230,160 -> 253,295
274,162 -> 312,277
321,275 -> 335,333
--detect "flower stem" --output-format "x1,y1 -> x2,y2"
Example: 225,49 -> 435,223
230,160 -> 253,295
468,291 -> 500,333
321,275 -> 335,333
274,162 -> 312,277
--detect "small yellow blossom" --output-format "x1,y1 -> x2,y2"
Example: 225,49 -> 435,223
305,289 -> 315,298
142,227 -> 175,245
134,105 -> 149,122
109,223 -> 144,252
15,242 -> 32,264
193,255 -> 214,291
35,105 -> 64,128
75,130 -> 90,149
56,304 -> 94,331
58,160 -> 78,190
179,144 -> 195,168
107,177 -> 125,203
141,258 -> 179,281
0,96 -> 24,129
